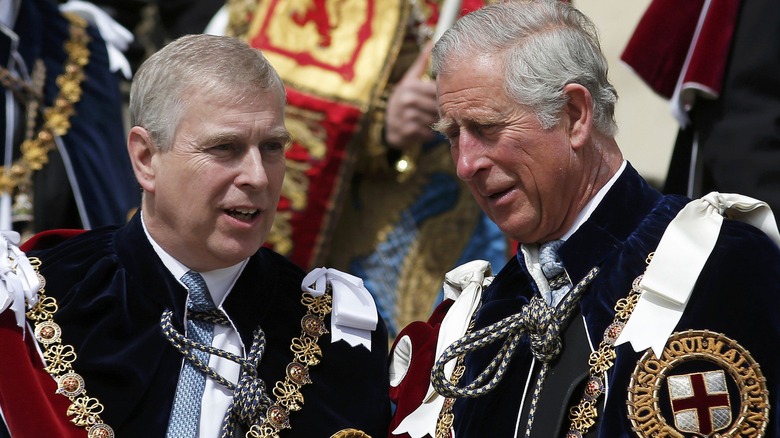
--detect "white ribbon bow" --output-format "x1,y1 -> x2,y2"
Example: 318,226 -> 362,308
59,0 -> 134,79
615,192 -> 780,358
0,231 -> 41,336
392,259 -> 492,437
302,268 -> 378,351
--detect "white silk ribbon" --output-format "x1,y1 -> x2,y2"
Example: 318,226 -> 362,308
302,267 -> 378,351
59,0 -> 134,79
0,231 -> 41,336
392,259 -> 492,437
615,192 -> 780,358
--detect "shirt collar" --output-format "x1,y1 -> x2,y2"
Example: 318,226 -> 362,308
140,212 -> 247,308
560,160 -> 627,241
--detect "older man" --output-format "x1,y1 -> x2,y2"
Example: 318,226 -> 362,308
0,34 -> 389,437
388,1 -> 780,437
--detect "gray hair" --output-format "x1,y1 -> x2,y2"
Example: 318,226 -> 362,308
129,34 -> 286,150
432,0 -> 618,136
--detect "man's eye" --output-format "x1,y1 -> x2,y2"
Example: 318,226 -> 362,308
212,143 -> 236,152
261,141 -> 287,159
262,142 -> 284,151
475,124 -> 499,136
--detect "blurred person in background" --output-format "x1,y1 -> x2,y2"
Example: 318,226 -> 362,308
1,0 -> 138,238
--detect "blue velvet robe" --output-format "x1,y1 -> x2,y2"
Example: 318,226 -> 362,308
2,213 -> 390,437
451,163 -> 780,437
2,0 -> 138,231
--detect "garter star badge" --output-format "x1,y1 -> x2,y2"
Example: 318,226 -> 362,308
627,330 -> 769,437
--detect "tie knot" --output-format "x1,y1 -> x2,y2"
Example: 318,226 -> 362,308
539,240 -> 565,280
181,271 -> 215,312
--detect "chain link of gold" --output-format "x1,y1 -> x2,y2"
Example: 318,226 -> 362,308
0,13 -> 90,195
247,289 -> 332,437
25,257 -> 114,438
435,316 -> 476,438
565,254 -> 652,437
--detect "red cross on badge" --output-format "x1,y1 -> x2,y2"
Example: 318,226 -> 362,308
667,370 -> 732,434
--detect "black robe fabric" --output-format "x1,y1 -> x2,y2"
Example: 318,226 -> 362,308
3,213 -> 390,437
451,163 -> 780,437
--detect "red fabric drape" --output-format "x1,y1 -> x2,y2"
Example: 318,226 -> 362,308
0,312 -> 84,437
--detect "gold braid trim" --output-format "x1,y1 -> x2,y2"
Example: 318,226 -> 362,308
0,12 -> 90,195
25,257 -> 115,438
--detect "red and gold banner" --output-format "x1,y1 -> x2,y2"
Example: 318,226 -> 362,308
242,0 -> 409,268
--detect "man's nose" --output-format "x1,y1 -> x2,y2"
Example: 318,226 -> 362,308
454,132 -> 489,180
236,147 -> 268,189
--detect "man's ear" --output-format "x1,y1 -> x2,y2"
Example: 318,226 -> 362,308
127,126 -> 157,193
561,83 -> 593,150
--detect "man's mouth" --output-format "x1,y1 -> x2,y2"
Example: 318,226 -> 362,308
226,208 -> 259,221
487,187 -> 512,200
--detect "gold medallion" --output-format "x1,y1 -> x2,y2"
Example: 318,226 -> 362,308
330,428 -> 371,438
627,330 -> 769,437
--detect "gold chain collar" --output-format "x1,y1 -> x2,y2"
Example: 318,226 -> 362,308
0,12 -> 89,196
247,287 -> 333,437
565,254 -> 651,437
25,256 -> 114,438
25,255 -> 347,437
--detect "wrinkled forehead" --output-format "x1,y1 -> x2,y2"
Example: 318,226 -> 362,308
436,54 -> 506,103
182,77 -> 285,106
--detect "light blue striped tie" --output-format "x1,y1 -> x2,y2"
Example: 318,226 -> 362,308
167,271 -> 216,437
539,240 -> 571,306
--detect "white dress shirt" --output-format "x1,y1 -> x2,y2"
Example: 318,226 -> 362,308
142,214 -> 248,437
520,160 -> 627,306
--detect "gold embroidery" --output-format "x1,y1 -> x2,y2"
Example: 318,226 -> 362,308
267,107 -> 328,258
0,13 -> 89,196
243,0 -> 407,107
328,142 -> 482,331
225,0 -> 256,39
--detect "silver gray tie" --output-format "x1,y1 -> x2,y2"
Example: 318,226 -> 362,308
167,271 -> 216,437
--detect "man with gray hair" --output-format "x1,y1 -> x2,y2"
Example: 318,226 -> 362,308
388,1 -> 780,437
0,34 -> 389,437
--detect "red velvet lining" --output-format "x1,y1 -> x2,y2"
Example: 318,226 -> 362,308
0,312 -> 84,437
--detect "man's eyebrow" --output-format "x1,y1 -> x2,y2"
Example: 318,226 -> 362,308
200,131 -> 240,146
198,129 -> 293,147
432,118 -> 455,135
268,129 -> 293,146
